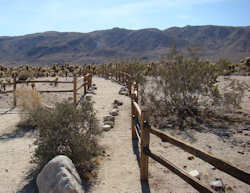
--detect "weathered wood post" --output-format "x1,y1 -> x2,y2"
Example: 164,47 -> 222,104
13,76 -> 17,107
90,73 -> 92,88
115,64 -> 118,80
134,83 -> 139,103
73,74 -> 77,106
128,76 -> 132,96
84,75 -> 87,94
140,108 -> 150,181
131,93 -> 136,139
87,74 -> 91,89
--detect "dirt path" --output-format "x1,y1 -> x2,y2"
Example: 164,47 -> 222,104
0,111 -> 35,193
90,77 -> 144,193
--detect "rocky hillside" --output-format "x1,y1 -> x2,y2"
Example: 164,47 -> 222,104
0,25 -> 249,65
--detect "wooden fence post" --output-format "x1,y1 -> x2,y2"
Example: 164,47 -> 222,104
140,108 -> 150,181
115,64 -> 118,80
73,74 -> 77,106
84,75 -> 87,94
134,83 -> 138,103
13,76 -> 17,107
128,78 -> 132,96
131,93 -> 136,139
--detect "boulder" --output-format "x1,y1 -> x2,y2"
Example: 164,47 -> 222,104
36,155 -> 84,193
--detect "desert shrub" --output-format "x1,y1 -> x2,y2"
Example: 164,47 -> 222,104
16,88 -> 42,111
18,70 -> 33,80
27,99 -> 100,174
144,49 -> 247,130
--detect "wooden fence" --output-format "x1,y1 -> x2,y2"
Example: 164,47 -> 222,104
130,83 -> 250,193
0,73 -> 92,107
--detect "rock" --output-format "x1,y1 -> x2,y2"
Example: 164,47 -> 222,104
113,104 -> 119,109
102,125 -> 112,131
119,90 -> 128,95
210,179 -> 225,191
36,155 -> 84,193
110,109 -> 119,116
103,121 -> 114,128
188,170 -> 200,179
114,99 -> 123,106
120,87 -> 127,92
103,115 -> 115,122
237,151 -> 245,155
188,155 -> 194,160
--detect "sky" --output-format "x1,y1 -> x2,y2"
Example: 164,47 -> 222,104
0,0 -> 250,36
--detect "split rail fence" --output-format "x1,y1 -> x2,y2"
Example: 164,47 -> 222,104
0,73 -> 92,107
129,79 -> 250,192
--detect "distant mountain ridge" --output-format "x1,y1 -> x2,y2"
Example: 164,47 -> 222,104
0,25 -> 249,65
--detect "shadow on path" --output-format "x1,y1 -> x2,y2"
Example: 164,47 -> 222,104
132,139 -> 151,193
17,170 -> 38,193
0,124 -> 34,142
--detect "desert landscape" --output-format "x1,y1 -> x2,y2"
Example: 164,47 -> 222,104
0,71 -> 249,193
0,1 -> 250,192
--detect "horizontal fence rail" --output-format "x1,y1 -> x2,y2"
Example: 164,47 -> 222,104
130,82 -> 250,193
0,73 -> 92,107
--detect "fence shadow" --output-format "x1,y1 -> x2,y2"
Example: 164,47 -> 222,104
132,139 -> 151,193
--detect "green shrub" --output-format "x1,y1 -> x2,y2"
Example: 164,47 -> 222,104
18,70 -> 33,80
24,99 -> 100,174
144,49 -> 247,130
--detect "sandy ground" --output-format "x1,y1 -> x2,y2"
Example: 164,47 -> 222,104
0,76 -> 249,193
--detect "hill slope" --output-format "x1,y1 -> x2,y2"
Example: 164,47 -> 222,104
0,25 -> 249,65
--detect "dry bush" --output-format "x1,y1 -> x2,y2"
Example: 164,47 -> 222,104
16,87 -> 42,112
25,99 -> 101,180
18,70 -> 33,80
143,49 -> 248,131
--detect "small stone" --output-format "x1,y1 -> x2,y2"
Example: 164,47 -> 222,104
102,125 -> 112,131
210,179 -> 224,191
183,165 -> 187,169
188,155 -> 194,160
188,170 -> 200,179
110,109 -> 119,116
119,90 -> 128,95
113,104 -> 119,109
114,99 -> 123,106
237,151 -> 244,155
211,167 -> 216,170
103,115 -> 115,122
103,121 -> 114,128
5,169 -> 8,172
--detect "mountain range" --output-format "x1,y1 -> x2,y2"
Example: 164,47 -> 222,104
0,25 -> 249,65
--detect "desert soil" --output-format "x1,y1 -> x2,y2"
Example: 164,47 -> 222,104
0,76 -> 249,193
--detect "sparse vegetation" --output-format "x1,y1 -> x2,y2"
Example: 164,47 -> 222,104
16,86 -> 101,180
141,49 -> 249,131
